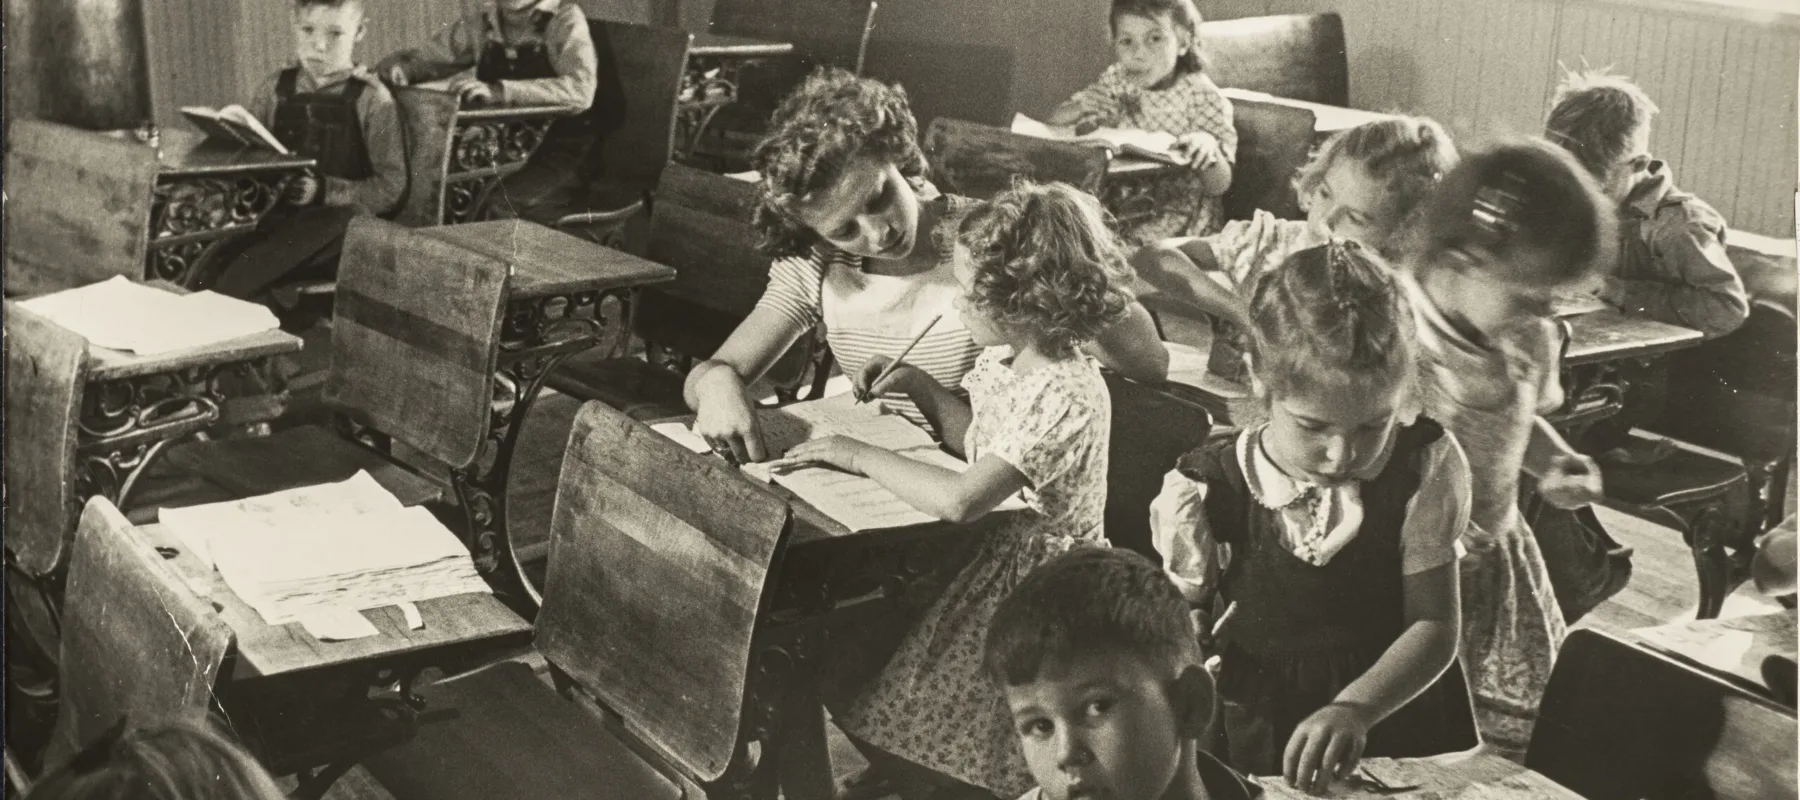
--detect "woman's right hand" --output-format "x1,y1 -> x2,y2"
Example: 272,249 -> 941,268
692,374 -> 767,463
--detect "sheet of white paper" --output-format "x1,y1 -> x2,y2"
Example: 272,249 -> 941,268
160,471 -> 404,570
298,608 -> 380,641
399,601 -> 425,630
651,422 -> 713,454
17,277 -> 279,355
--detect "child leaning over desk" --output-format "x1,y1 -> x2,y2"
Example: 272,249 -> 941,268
1050,0 -> 1236,245
770,181 -> 1126,799
375,0 -> 599,225
209,0 -> 405,302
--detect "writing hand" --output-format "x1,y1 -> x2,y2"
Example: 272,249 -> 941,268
853,356 -> 923,403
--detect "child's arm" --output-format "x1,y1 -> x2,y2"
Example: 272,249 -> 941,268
772,440 -> 1027,525
488,8 -> 599,110
1149,468 -> 1225,634
1129,237 -> 1251,331
1284,438 -> 1468,793
1519,323 -> 1603,507
1180,78 -> 1238,197
1083,301 -> 1171,382
1601,204 -> 1749,338
1049,67 -> 1125,132
854,359 -> 974,455
321,77 -> 406,215
375,15 -> 483,86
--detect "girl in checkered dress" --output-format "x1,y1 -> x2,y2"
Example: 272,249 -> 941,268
1050,0 -> 1236,245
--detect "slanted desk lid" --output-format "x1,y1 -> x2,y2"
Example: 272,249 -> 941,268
534,401 -> 789,782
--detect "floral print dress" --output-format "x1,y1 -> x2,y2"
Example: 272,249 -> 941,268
1064,64 -> 1237,245
840,348 -> 1114,796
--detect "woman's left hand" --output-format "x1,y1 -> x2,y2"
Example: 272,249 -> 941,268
1284,702 -> 1371,795
767,435 -> 875,475
1173,131 -> 1222,169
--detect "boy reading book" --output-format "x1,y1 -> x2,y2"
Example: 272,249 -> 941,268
206,0 -> 406,304
375,0 -> 599,225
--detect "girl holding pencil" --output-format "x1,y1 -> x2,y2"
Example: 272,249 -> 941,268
682,68 -> 1168,463
770,181 -> 1128,799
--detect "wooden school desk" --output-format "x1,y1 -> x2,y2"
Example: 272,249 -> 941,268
1255,748 -> 1584,799
1219,87 -> 1395,143
4,121 -> 316,295
132,518 -> 531,797
677,32 -> 797,161
580,407 -> 1020,800
437,221 -> 676,606
1552,307 -> 1704,436
390,87 -> 571,226
1629,612 -> 1799,704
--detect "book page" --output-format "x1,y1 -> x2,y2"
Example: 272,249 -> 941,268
17,277 -> 280,355
218,105 -> 289,154
160,471 -> 404,569
1010,113 -> 1187,164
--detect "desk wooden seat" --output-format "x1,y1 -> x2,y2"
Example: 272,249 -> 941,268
1527,628 -> 1798,800
923,117 -> 1109,199
1104,372 -> 1213,561
392,90 -> 568,227
364,400 -> 785,799
160,425 -> 448,510
1199,13 -> 1349,107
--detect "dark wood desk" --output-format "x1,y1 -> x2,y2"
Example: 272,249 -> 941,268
430,221 -> 678,605
147,129 -> 317,287
1220,87 -> 1394,142
1552,308 -> 1704,436
1630,612 -> 1798,702
1255,748 -> 1583,798
677,34 -> 797,162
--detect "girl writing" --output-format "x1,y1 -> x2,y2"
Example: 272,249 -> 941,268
1152,241 -> 1479,792
1050,0 -> 1236,245
1396,140 -> 1613,759
771,181 -> 1128,799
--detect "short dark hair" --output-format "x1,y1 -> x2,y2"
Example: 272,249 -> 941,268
293,0 -> 363,11
1110,0 -> 1208,75
1411,138 -> 1616,289
1544,69 -> 1659,180
984,547 -> 1200,687
749,68 -> 928,259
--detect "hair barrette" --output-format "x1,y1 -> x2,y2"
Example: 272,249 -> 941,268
1470,169 -> 1528,245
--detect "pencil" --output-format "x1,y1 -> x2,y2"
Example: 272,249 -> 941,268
857,314 -> 943,404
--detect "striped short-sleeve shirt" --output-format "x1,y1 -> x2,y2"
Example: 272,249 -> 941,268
753,196 -> 982,429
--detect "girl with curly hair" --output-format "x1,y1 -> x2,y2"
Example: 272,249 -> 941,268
771,181 -> 1130,799
1151,241 -> 1478,790
683,68 -> 1167,464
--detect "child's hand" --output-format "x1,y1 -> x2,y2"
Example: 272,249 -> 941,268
1172,131 -> 1221,168
1284,702 -> 1372,795
384,63 -> 410,87
451,76 -> 501,106
1540,453 -> 1604,509
767,435 -> 875,475
853,356 -> 926,402
284,175 -> 320,206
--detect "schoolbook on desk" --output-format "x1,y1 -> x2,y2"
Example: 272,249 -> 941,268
653,395 -> 1027,532
180,105 -> 289,154
159,472 -> 490,640
17,276 -> 280,355
1010,113 -> 1190,166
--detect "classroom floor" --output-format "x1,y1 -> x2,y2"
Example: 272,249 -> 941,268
295,384 -> 1782,800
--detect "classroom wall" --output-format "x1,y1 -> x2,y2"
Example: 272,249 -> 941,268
140,0 -> 1797,237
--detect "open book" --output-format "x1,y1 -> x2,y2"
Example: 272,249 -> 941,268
1011,113 -> 1189,166
180,105 -> 289,154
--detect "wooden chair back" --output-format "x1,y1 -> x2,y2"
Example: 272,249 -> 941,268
392,87 -> 463,227
534,401 -> 790,782
3,119 -> 159,296
3,303 -> 89,578
1104,372 -> 1213,562
590,19 -> 692,197
635,165 -> 779,365
1198,13 -> 1349,107
1219,97 -> 1315,221
710,0 -> 878,73
1527,628 -> 1799,800
44,497 -> 232,769
329,217 -> 508,470
923,118 -> 1110,200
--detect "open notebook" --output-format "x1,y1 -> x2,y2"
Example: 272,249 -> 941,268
653,394 -> 1027,532
1010,113 -> 1190,166
180,105 -> 288,154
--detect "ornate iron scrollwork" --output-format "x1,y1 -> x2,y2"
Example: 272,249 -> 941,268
1101,172 -> 1162,229
439,116 -> 555,224
147,173 -> 294,287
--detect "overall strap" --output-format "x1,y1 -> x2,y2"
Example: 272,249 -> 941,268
276,67 -> 300,100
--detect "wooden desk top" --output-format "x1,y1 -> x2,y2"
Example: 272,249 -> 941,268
1108,156 -> 1179,177
137,522 -> 532,680
425,220 -> 677,299
1256,748 -> 1582,798
1630,612 -> 1798,700
1220,87 -> 1394,134
689,33 -> 797,58
1563,308 -> 1705,366
86,328 -> 302,381
453,103 -> 575,121
154,128 -> 315,178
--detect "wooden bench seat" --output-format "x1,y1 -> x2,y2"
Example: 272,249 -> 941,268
156,425 -> 449,510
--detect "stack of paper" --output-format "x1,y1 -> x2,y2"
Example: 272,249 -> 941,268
1010,113 -> 1190,166
160,472 -> 489,629
18,276 -> 280,355
653,395 -> 1026,531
